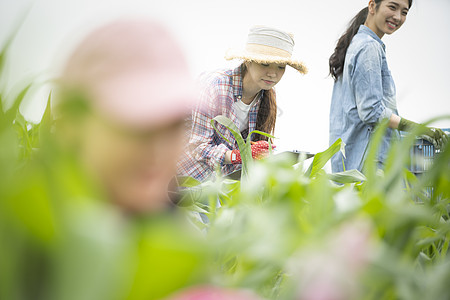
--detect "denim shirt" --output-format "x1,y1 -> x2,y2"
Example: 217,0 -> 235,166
329,25 -> 399,173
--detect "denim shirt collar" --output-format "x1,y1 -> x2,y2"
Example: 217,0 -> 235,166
359,25 -> 386,51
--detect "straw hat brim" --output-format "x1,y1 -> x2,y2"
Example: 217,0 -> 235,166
225,49 -> 308,74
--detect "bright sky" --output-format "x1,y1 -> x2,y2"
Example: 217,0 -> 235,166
1,0 -> 450,154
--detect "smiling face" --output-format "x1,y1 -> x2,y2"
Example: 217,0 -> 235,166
366,0 -> 410,38
245,62 -> 286,90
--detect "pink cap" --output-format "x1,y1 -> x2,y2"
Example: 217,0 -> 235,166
62,20 -> 197,128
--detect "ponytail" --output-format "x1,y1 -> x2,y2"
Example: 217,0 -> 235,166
329,0 -> 413,81
329,7 -> 369,81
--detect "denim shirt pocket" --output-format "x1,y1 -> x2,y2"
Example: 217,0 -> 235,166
381,69 -> 397,110
381,70 -> 396,96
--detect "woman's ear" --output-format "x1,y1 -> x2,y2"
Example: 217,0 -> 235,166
368,0 -> 376,15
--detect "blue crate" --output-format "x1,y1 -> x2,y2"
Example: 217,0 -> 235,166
403,128 -> 449,175
409,139 -> 436,175
404,128 -> 449,200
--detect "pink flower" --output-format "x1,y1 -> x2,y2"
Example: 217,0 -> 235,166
289,219 -> 374,300
167,286 -> 263,300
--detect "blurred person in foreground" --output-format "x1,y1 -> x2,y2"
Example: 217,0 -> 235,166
57,19 -> 197,214
0,19 -> 265,300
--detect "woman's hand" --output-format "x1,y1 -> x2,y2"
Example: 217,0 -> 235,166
397,117 -> 448,149
229,141 -> 275,165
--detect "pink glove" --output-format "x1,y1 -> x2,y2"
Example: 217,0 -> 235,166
230,141 -> 275,165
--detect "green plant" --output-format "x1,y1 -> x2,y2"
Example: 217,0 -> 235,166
2,25 -> 450,300
211,115 -> 275,180
0,33 -> 210,300
179,115 -> 450,300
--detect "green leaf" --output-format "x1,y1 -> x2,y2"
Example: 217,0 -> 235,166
211,115 -> 251,178
305,138 -> 345,178
246,130 -> 276,144
177,176 -> 201,188
38,90 -> 53,142
327,169 -> 366,184
5,83 -> 33,124
211,116 -> 277,181
0,93 -> 4,116
15,112 -> 33,158
361,119 -> 389,182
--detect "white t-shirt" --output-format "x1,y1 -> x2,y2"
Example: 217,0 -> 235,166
233,94 -> 258,132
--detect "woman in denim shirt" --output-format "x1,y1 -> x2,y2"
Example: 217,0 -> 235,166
328,0 -> 447,173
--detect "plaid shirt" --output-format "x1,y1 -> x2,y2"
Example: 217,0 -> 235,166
178,65 -> 263,182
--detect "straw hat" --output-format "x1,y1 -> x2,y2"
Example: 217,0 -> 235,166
225,26 -> 308,74
61,20 -> 197,129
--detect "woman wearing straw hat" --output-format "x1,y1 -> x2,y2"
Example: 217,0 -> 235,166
178,26 -> 307,182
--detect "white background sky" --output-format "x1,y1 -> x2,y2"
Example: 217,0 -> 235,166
1,0 -> 450,154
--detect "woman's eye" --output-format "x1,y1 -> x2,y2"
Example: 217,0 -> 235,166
278,66 -> 286,70
261,63 -> 270,67
402,11 -> 408,16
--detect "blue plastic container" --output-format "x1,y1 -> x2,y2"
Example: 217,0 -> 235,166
405,128 -> 449,175
405,128 -> 449,200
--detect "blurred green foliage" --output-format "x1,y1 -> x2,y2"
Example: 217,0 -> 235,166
1,29 -> 450,300
0,32 -> 211,300
182,118 -> 450,299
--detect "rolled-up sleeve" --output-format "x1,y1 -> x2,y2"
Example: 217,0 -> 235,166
351,42 -> 393,126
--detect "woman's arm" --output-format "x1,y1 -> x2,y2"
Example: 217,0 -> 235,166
387,113 -> 447,148
352,42 -> 394,126
388,114 -> 401,129
188,81 -> 232,169
350,43 -> 446,147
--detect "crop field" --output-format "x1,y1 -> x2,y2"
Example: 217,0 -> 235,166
1,27 -> 450,300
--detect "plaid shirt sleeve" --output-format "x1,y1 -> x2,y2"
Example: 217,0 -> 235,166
178,67 -> 261,182
178,73 -> 234,181
189,81 -> 231,169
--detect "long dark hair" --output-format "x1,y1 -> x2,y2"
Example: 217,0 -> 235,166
241,64 -> 277,141
329,0 -> 413,81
